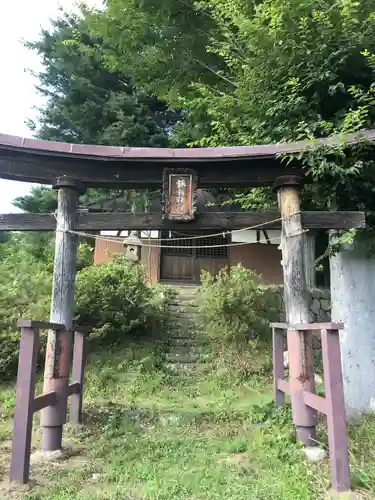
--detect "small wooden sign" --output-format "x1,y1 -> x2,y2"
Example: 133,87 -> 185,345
163,169 -> 197,221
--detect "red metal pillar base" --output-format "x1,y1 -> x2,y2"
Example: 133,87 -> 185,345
41,328 -> 72,451
70,329 -> 86,424
296,425 -> 316,446
41,426 -> 63,452
287,328 -> 317,447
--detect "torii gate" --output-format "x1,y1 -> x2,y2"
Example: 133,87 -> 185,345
0,131 -> 368,494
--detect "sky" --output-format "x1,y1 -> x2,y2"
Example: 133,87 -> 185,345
0,0 -> 100,212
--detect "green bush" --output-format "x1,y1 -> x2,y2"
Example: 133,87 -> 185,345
75,258 -> 174,343
0,251 -> 51,379
197,265 -> 281,345
197,265 -> 282,378
0,247 -> 173,379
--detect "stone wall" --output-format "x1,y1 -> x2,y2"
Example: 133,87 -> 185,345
308,288 -> 331,322
277,288 -> 331,322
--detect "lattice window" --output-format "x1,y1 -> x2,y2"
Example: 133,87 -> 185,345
161,231 -> 193,256
195,235 -> 229,257
161,231 -> 229,257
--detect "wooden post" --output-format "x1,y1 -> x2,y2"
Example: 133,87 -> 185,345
274,176 -> 316,446
41,176 -> 79,452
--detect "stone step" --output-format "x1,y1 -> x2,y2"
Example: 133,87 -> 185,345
169,346 -> 198,356
170,334 -> 197,341
170,306 -> 198,313
175,291 -> 199,300
170,305 -> 197,312
170,331 -> 197,340
174,288 -> 199,294
168,316 -> 197,326
173,285 -> 200,293
169,315 -> 196,322
169,317 -> 197,326
171,297 -> 198,304
169,302 -> 198,309
166,286 -> 201,369
166,363 -> 198,373
166,353 -> 199,363
169,324 -> 197,334
168,329 -> 195,338
169,310 -> 196,317
169,318 -> 196,326
169,337 -> 199,346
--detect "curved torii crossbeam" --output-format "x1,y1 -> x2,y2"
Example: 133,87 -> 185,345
0,129 -> 374,187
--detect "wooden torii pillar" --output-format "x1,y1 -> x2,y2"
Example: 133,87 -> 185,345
41,176 -> 80,452
274,175 -> 317,447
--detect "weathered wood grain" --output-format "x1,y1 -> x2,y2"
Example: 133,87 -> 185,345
278,185 -> 310,326
277,181 -> 317,447
0,210 -> 366,231
0,155 -> 302,188
41,177 -> 78,452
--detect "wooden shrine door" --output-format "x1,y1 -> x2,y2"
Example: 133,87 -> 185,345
160,231 -> 230,283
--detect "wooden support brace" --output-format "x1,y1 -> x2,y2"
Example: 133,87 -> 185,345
272,327 -> 286,407
68,382 -> 81,396
277,379 -> 290,394
303,391 -> 328,414
10,327 -> 40,484
321,328 -> 351,494
17,320 -> 65,330
69,330 -> 86,424
32,392 -> 58,413
272,321 -> 351,494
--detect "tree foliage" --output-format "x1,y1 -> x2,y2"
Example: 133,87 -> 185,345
89,0 -> 375,142
13,186 -> 57,213
86,0 -> 375,214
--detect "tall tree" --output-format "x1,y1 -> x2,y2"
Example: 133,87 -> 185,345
13,186 -> 57,213
26,11 -> 180,147
23,11 -> 182,214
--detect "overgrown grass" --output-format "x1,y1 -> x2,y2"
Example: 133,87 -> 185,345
1,346 -> 375,499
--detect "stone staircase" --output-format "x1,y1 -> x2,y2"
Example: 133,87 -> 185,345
166,286 -> 201,371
